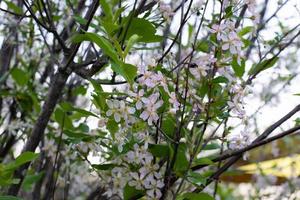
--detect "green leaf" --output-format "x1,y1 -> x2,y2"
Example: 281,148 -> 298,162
224,6 -> 233,18
124,34 -> 140,58
0,196 -> 22,200
100,20 -> 119,36
177,192 -> 214,200
63,130 -> 93,143
187,171 -> 207,187
4,0 -> 22,15
15,152 -> 39,167
238,26 -> 253,37
107,119 -> 119,135
148,144 -> 170,158
122,18 -> 162,43
73,15 -> 88,25
54,108 -> 73,129
193,157 -> 214,166
161,114 -> 176,137
78,123 -> 89,133
212,76 -> 228,84
231,56 -> 245,78
22,172 -> 44,191
10,68 -> 29,86
123,184 -> 144,200
72,32 -> 120,64
196,41 -> 210,53
111,62 -> 137,85
199,80 -> 209,98
73,107 -> 98,118
60,102 -> 98,118
100,0 -> 113,21
202,143 -> 220,150
248,57 -> 279,76
174,143 -> 189,174
92,163 -> 114,170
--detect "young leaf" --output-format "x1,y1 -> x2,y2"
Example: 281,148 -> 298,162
174,143 -> 189,174
177,192 -> 214,200
192,157 -> 214,166
60,102 -> 99,118
123,184 -> 144,200
15,152 -> 39,167
111,62 -> 137,85
92,163 -> 115,170
196,41 -> 210,53
11,68 -> 29,86
4,0 -> 23,15
22,172 -> 44,191
187,171 -> 207,187
231,56 -> 245,78
71,32 -> 120,64
54,108 -> 73,129
248,57 -> 279,76
122,18 -> 162,43
100,0 -> 113,21
0,196 -> 23,200
148,144 -> 170,158
238,26 -> 253,37
123,34 -> 140,58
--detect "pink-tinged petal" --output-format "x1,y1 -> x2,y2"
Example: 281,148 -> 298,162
155,100 -> 164,109
128,180 -> 135,187
106,100 -> 113,108
230,45 -> 237,54
140,111 -> 149,120
150,93 -> 159,103
155,189 -> 162,198
131,172 -> 139,180
212,24 -> 219,31
220,23 -> 226,29
219,34 -> 227,41
157,180 -> 164,188
147,117 -> 153,125
128,107 -> 136,114
151,113 -> 159,122
222,43 -> 229,50
114,113 -> 121,122
106,110 -> 112,116
139,89 -> 144,96
227,101 -> 235,108
113,100 -> 119,108
147,190 -> 155,198
136,101 -> 143,110
141,97 -> 149,104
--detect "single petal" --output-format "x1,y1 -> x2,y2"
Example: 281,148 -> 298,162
114,113 -> 121,122
140,111 -> 149,120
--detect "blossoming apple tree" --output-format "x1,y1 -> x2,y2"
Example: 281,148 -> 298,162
0,0 -> 300,199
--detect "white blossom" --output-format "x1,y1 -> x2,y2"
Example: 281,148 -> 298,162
221,31 -> 243,55
128,172 -> 146,190
169,92 -> 180,112
190,65 -> 209,79
140,93 -> 163,125
227,130 -> 251,150
144,178 -> 164,199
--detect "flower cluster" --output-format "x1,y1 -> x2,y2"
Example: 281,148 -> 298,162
106,100 -> 136,124
227,83 -> 248,119
227,129 -> 251,150
140,93 -> 164,125
157,1 -> 174,22
211,21 -> 244,57
104,142 -> 165,199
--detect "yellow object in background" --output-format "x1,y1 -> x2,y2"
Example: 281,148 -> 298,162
238,154 -> 300,178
